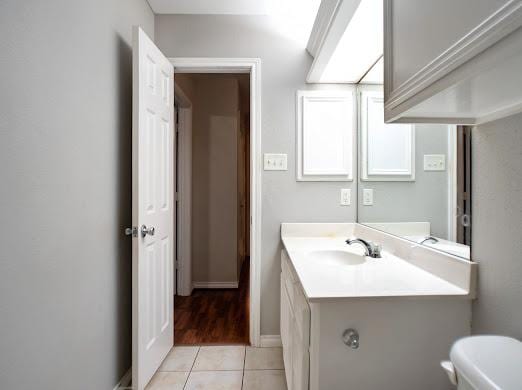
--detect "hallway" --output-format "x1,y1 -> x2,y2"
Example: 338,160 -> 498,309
174,260 -> 250,345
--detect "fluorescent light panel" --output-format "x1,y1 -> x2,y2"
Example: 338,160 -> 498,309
320,0 -> 383,83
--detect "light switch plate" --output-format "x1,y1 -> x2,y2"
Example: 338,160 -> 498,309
363,188 -> 373,206
340,189 -> 351,206
424,154 -> 446,171
264,153 -> 287,171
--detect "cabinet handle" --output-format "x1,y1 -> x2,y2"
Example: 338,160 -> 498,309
342,328 -> 359,349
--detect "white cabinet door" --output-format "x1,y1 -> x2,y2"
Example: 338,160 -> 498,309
384,0 -> 522,124
132,26 -> 175,390
281,250 -> 311,390
281,274 -> 293,389
291,283 -> 310,390
291,326 -> 310,390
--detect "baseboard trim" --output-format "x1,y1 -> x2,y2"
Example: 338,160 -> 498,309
192,281 -> 239,289
259,335 -> 282,347
113,368 -> 131,390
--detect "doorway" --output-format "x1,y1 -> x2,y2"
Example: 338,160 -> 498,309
171,59 -> 261,347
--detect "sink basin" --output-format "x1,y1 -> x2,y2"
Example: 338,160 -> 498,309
307,250 -> 366,266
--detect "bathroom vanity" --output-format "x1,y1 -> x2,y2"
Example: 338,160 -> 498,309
280,223 -> 476,390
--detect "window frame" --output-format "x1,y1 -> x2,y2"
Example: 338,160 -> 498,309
296,89 -> 357,182
359,87 -> 415,182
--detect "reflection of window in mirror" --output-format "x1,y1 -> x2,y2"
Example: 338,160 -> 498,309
357,86 -> 471,260
360,89 -> 414,181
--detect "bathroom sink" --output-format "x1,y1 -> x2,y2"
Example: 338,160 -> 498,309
307,250 -> 366,266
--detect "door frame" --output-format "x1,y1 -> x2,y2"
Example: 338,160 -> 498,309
174,84 -> 193,296
447,125 -> 458,242
170,57 -> 262,347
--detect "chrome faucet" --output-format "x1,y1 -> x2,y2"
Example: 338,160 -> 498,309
345,238 -> 382,258
419,236 -> 439,245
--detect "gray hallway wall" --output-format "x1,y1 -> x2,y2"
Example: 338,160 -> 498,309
471,113 -> 522,338
189,75 -> 240,285
0,1 -> 154,389
155,15 -> 357,336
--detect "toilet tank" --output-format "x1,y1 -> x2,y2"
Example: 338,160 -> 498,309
449,336 -> 522,390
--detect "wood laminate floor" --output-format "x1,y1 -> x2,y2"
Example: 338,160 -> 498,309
174,260 -> 250,345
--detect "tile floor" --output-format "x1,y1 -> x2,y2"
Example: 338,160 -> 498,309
146,345 -> 287,390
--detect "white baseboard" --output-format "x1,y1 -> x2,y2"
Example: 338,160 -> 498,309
259,335 -> 282,347
192,281 -> 239,289
113,368 -> 131,390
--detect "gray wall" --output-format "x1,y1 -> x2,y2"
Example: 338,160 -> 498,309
155,15 -> 356,335
358,124 -> 450,238
471,113 -> 522,338
0,1 -> 154,389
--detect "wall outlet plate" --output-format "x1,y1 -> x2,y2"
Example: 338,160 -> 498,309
424,154 -> 446,171
363,188 -> 373,206
340,189 -> 351,206
264,153 -> 287,171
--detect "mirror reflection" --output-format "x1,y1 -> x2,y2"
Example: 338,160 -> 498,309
357,87 -> 471,259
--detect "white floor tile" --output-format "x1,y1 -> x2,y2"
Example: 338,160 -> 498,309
242,370 -> 287,390
245,347 -> 284,370
192,346 -> 245,371
184,370 -> 243,390
145,371 -> 189,390
159,346 -> 199,372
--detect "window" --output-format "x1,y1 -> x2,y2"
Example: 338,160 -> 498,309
296,89 -> 356,181
360,89 -> 415,181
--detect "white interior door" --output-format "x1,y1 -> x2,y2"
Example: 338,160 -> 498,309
132,26 -> 174,390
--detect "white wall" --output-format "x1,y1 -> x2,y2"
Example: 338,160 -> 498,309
190,75 -> 239,285
471,112 -> 522,339
156,15 -> 357,335
0,0 -> 154,389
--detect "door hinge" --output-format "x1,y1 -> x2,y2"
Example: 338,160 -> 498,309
175,260 -> 179,269
175,192 -> 179,202
125,226 -> 138,237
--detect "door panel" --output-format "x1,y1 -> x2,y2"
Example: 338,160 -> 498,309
132,26 -> 174,390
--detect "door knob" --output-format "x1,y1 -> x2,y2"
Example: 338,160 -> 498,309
141,225 -> 155,237
342,328 -> 359,349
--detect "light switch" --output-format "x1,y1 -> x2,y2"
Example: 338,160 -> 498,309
424,154 -> 446,171
340,189 -> 351,206
264,153 -> 287,171
363,189 -> 373,206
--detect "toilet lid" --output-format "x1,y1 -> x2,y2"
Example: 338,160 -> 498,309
450,336 -> 522,390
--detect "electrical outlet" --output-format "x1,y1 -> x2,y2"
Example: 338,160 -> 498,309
424,154 -> 446,171
264,153 -> 287,171
340,189 -> 351,206
363,188 -> 373,206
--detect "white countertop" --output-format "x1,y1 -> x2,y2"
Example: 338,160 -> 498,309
282,236 -> 469,301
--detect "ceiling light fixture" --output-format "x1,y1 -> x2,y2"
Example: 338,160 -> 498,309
320,0 -> 383,83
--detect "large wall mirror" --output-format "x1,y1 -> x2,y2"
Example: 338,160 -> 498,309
357,86 -> 472,259
294,86 -> 471,259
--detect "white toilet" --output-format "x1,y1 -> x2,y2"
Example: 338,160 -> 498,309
441,335 -> 522,389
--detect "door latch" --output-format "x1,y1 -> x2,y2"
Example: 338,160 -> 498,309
125,226 -> 138,237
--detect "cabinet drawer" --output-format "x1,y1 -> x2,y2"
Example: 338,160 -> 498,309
281,249 -> 297,282
281,250 -> 296,308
